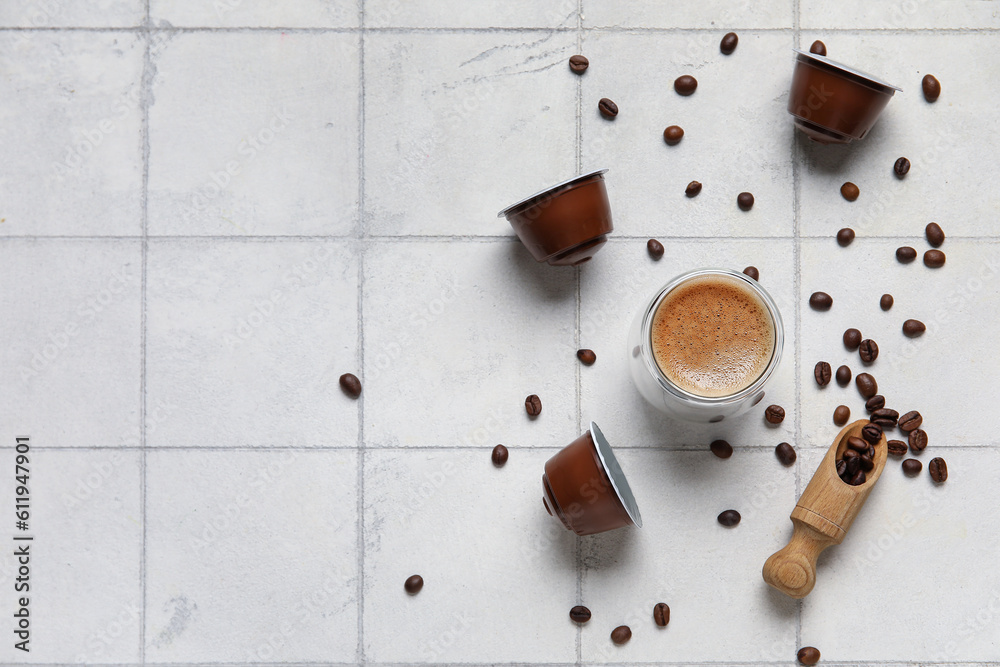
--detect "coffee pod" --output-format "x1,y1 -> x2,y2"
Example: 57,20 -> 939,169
498,169 -> 613,266
541,422 -> 642,536
787,49 -> 901,145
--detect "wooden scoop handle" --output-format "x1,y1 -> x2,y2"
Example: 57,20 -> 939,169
762,519 -> 838,599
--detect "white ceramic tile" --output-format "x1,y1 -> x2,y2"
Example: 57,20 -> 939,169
0,0 -> 143,27
0,33 -> 143,236
799,238 -> 1000,448
145,450 -> 358,662
366,0 -> 577,28
148,32 -> 359,236
363,240 -> 577,447
580,240 -> 797,448
151,0 -> 359,28
364,449 -> 577,663
580,449 -> 799,663
583,0 -> 794,29
797,33 -> 1000,238
801,2 -> 1000,29
0,449 -> 142,663
800,447 -> 998,661
580,31 -> 796,238
364,32 -> 577,236
145,240 -> 358,447
0,240 -> 142,447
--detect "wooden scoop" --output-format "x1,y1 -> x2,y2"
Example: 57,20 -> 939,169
763,419 -> 887,598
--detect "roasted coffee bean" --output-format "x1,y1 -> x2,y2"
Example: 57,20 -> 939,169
902,319 -> 926,337
896,246 -> 918,263
858,339 -> 879,363
846,455 -> 861,475
647,238 -> 665,260
765,405 -> 785,424
611,625 -> 632,645
663,124 -> 684,145
339,373 -> 362,398
653,602 -> 671,627
775,442 -> 796,466
908,428 -> 928,452
720,32 -> 739,55
718,509 -> 741,527
491,444 -> 509,467
577,348 -> 597,365
922,74 -> 941,102
902,458 -> 922,477
898,410 -> 923,432
836,365 -> 852,386
405,574 -> 424,594
887,440 -> 908,456
856,372 -> 877,398
798,646 -> 821,665
849,469 -> 867,485
598,98 -> 618,119
925,222 -> 945,247
569,605 -> 592,623
847,437 -> 868,453
569,54 -> 589,74
840,181 -> 860,201
737,192 -> 755,211
833,405 -> 850,425
868,445 -> 876,458
809,40 -> 827,56
871,408 -> 899,428
674,74 -> 698,96
864,395 -> 885,413
685,180 -> 702,197
843,328 -> 862,350
859,454 -> 875,472
929,457 -> 948,483
809,291 -> 833,311
880,294 -> 894,311
862,422 -> 883,444
710,439 -> 733,459
525,394 -> 542,417
894,156 -> 911,178
924,249 -> 946,268
836,459 -> 847,478
844,449 -> 860,463
814,361 -> 832,386
837,228 -> 855,247
743,266 -> 760,281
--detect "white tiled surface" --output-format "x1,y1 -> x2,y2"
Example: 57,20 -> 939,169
2,2 -> 999,666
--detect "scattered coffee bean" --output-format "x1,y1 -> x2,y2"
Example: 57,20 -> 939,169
685,180 -> 702,197
339,373 -> 362,398
743,266 -> 759,281
674,75 -> 698,96
856,372 -> 877,398
491,444 -> 508,467
836,459 -> 847,477
896,246 -> 918,263
718,509 -> 741,527
577,348 -> 597,365
720,32 -> 739,55
833,405 -> 850,426
737,192 -> 754,211
809,40 -> 827,56
929,457 -> 948,483
908,428 -> 928,452
925,222 -> 945,247
888,440 -> 908,456
809,291 -> 833,311
569,605 -> 592,623
775,442 -> 796,466
862,422 -> 883,444
837,228 -> 855,247
765,405 -> 785,424
405,574 -> 424,594
836,365 -> 852,386
611,625 -> 632,645
710,439 -> 733,459
922,74 -> 941,102
859,339 -> 879,363
814,361 -> 832,386
923,249 -> 946,268
864,395 -> 885,412
898,410 -> 923,432
663,124 -> 684,145
569,54 -> 589,74
525,394 -> 542,417
598,98 -> 618,119
647,238 -> 664,260
880,294 -> 894,311
902,458 -> 922,477
902,319 -> 926,337
653,602 -> 671,627
871,408 -> 899,429
840,182 -> 860,201
843,328 -> 862,350
894,156 -> 911,178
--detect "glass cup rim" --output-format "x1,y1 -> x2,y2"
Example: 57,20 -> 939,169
639,268 -> 785,404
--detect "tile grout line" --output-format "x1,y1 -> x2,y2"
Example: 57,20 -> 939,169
356,1 -> 367,664
575,4 -> 583,665
139,0 -> 151,663
8,233 -> 1000,242
4,25 -> 1000,34
792,0 -> 803,655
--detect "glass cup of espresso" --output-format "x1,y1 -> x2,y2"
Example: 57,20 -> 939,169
627,268 -> 784,423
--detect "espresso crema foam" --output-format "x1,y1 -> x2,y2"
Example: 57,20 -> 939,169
650,274 -> 775,398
